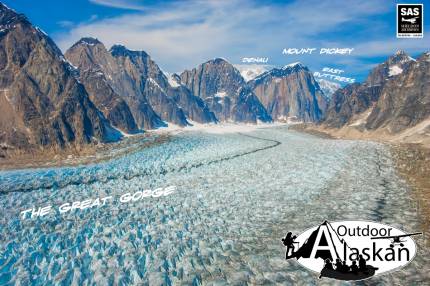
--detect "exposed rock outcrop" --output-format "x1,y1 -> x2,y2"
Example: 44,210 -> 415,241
249,63 -> 327,122
66,40 -> 165,129
65,38 -> 138,133
180,58 -> 272,123
66,39 -> 217,128
0,4 -> 119,155
366,52 -> 430,133
323,51 -> 415,129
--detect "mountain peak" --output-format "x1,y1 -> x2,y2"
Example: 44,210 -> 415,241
389,50 -> 414,64
316,78 -> 341,98
203,57 -> 231,65
78,37 -> 102,46
214,57 -> 228,62
110,44 -> 148,58
253,63 -> 309,83
282,62 -> 304,69
417,51 -> 430,62
70,37 -> 103,49
234,64 -> 270,82
0,2 -> 16,14
0,2 -> 28,27
205,57 -> 230,66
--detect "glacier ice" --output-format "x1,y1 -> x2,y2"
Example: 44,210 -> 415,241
0,126 -> 428,285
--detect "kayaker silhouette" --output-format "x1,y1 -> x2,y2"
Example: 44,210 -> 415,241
323,258 -> 334,270
351,260 -> 359,274
282,232 -> 297,258
358,255 -> 367,271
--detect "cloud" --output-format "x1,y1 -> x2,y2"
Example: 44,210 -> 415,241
352,38 -> 429,57
89,0 -> 146,11
57,20 -> 74,28
54,0 -> 425,78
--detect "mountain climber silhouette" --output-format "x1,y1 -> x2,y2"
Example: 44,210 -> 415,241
281,232 -> 297,259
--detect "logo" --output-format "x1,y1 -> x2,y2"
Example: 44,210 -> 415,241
282,220 -> 421,281
397,4 -> 424,38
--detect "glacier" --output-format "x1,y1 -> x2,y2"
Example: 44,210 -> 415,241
0,125 -> 428,285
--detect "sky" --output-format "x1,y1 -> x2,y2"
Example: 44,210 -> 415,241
3,0 -> 429,82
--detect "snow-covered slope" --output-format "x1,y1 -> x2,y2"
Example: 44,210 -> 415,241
234,64 -> 271,82
316,78 -> 341,99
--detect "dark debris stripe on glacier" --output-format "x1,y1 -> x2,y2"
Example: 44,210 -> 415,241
0,133 -> 280,194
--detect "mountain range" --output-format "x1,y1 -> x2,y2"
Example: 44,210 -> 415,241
0,3 -> 329,156
0,3 -> 121,157
321,50 -> 430,145
0,2 -> 429,157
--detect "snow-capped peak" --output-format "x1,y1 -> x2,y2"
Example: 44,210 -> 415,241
234,64 -> 270,82
390,50 -> 415,64
386,50 -> 416,77
316,78 -> 341,98
282,62 -> 303,69
164,72 -> 181,88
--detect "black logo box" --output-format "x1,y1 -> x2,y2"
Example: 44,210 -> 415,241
397,4 -> 423,34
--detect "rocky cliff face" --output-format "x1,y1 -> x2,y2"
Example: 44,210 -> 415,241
0,4 -> 118,154
323,84 -> 381,128
249,63 -> 327,122
66,40 -> 165,130
365,50 -> 414,87
365,52 -> 430,133
66,39 -> 217,128
110,45 -> 190,127
64,38 -> 138,133
167,74 -> 217,124
180,58 -> 272,122
323,51 -> 415,129
321,50 -> 430,139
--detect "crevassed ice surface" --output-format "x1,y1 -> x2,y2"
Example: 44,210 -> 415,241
0,126 -> 428,285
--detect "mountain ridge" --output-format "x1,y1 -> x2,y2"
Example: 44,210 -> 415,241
0,3 -> 120,156
1,1 -> 429,158
307,50 -> 430,146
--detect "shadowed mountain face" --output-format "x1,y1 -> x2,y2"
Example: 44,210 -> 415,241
180,58 -> 272,123
167,74 -> 217,124
64,38 -> 138,133
109,44 -> 190,127
66,39 -> 217,128
249,63 -> 327,122
323,84 -> 382,128
66,40 -> 165,130
0,4 -> 119,154
365,50 -> 414,87
323,51 -> 417,130
365,52 -> 430,133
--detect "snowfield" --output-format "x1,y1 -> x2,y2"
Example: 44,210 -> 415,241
0,126 -> 428,285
